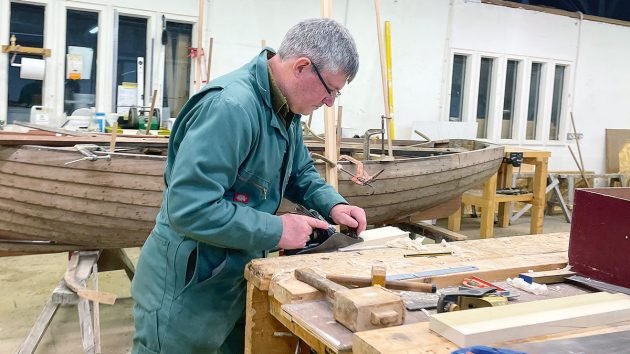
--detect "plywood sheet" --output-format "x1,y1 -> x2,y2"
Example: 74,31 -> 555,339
606,129 -> 630,173
429,292 -> 630,347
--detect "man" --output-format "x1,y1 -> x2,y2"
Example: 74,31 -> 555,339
131,18 -> 366,353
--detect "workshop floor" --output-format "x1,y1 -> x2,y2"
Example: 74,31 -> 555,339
0,213 -> 572,354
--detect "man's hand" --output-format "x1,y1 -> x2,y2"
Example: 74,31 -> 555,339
330,204 -> 367,235
279,214 -> 329,250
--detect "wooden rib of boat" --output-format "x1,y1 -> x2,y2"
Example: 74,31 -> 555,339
0,139 -> 503,254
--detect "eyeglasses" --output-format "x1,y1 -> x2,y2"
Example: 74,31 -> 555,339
311,61 -> 341,99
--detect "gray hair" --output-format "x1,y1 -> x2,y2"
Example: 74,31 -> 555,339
278,18 -> 359,83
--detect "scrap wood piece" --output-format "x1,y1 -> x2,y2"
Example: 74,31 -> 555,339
15,122 -> 86,137
429,292 -> 630,347
518,268 -> 576,284
394,221 -> 467,242
339,226 -> 409,251
64,251 -> 116,305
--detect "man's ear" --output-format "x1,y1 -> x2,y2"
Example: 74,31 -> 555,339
293,57 -> 311,76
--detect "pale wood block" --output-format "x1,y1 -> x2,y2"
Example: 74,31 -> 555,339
429,292 -> 630,347
341,226 -> 409,251
269,276 -> 324,305
333,286 -> 405,332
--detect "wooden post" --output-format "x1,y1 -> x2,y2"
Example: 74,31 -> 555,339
497,163 -> 514,228
109,122 -> 118,152
530,157 -> 548,235
374,0 -> 394,158
336,106 -> 343,160
144,89 -> 158,135
480,173 -> 498,238
384,20 -> 395,140
194,0 -> 205,92
321,0 -> 339,191
206,37 -> 213,82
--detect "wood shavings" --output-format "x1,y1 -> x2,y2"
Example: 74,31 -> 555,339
385,237 -> 428,251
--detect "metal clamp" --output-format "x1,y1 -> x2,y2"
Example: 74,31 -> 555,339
338,155 -> 384,195
65,144 -> 111,165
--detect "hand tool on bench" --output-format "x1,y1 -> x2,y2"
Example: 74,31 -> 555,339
437,288 -> 508,313
283,205 -> 363,255
326,270 -> 436,293
294,268 -> 405,332
461,276 -> 518,298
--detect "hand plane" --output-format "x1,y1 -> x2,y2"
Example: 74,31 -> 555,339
283,205 -> 363,255
437,288 -> 508,313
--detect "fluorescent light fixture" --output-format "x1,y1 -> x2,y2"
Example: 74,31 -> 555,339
88,26 -> 98,34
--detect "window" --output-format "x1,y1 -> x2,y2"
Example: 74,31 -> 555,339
115,16 -> 147,113
7,3 -> 45,124
163,21 -> 193,119
64,9 -> 99,115
476,57 -> 493,138
449,54 -> 467,122
549,65 -> 566,141
501,60 -> 519,139
526,62 -> 543,140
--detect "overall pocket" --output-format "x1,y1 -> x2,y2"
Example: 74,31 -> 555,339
232,169 -> 271,206
131,233 -> 170,312
175,242 -> 229,298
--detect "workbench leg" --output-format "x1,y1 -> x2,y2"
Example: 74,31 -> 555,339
447,205 -> 462,232
530,157 -> 548,235
245,282 -> 296,354
497,164 -> 514,228
480,173 -> 497,238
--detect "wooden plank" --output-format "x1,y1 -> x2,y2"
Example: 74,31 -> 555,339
353,318 -> 630,354
353,322 -> 457,354
429,292 -> 630,347
276,300 -> 352,353
14,122 -> 86,136
518,269 -> 576,284
339,226 -> 409,251
0,134 -> 168,146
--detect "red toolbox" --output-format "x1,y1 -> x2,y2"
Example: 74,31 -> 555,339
569,187 -> 630,288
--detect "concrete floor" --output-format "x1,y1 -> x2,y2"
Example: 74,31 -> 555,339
0,213 -> 572,354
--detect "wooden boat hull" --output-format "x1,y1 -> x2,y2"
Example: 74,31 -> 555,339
0,139 -> 503,253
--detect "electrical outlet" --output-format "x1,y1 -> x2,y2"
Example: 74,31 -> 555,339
567,132 -> 583,140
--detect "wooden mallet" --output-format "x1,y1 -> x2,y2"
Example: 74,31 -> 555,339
294,268 -> 405,332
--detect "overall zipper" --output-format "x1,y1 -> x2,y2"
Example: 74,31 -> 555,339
237,175 -> 268,200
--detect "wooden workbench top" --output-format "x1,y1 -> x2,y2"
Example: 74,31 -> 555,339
245,232 -> 570,291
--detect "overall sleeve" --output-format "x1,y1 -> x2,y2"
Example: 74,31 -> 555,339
283,126 -> 347,220
164,95 -> 282,251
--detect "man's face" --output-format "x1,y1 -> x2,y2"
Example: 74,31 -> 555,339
288,58 -> 347,115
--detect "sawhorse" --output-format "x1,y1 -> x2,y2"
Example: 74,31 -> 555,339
17,249 -> 135,354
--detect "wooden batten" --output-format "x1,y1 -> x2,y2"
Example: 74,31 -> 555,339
429,292 -> 630,347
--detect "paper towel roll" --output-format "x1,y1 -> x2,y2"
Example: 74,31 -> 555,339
20,58 -> 46,80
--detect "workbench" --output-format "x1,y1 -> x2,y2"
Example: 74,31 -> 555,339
448,147 -> 551,238
243,232 -> 630,353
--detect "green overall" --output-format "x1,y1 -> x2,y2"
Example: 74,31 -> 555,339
131,49 -> 346,353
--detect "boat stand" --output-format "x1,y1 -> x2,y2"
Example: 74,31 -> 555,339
17,249 -> 135,354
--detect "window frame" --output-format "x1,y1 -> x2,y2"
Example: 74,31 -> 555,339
447,52 -> 473,123
1,2 -> 196,124
444,50 -> 572,145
